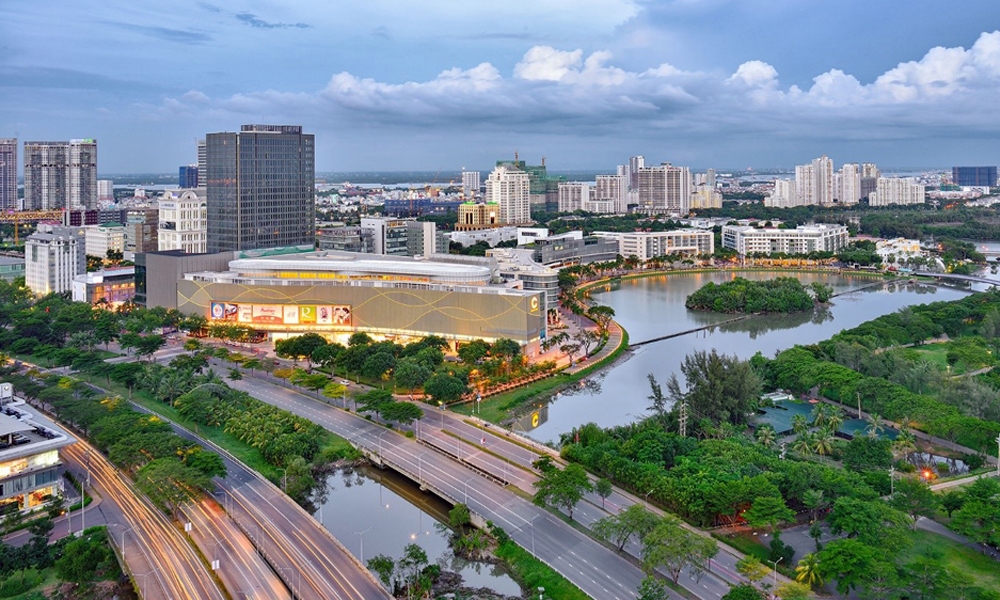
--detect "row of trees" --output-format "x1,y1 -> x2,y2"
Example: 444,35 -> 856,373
686,277 -> 832,314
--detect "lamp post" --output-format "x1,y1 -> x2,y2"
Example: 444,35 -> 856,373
353,527 -> 372,564
377,430 -> 389,458
418,452 -> 428,484
644,489 -> 654,509
769,557 -> 783,588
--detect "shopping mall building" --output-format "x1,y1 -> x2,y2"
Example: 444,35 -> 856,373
170,250 -> 547,348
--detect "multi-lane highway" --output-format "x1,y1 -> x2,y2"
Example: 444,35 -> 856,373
224,376 -> 654,600
62,442 -> 227,600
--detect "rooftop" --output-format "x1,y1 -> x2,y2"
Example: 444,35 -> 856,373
0,399 -> 74,463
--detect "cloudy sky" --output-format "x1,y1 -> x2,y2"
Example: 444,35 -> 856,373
2,0 -> 999,172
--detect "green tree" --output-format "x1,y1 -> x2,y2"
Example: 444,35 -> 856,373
642,515 -> 718,585
801,489 -> 828,523
367,554 -> 397,591
592,503 -> 659,552
827,497 -> 911,552
817,538 -> 877,595
722,584 -> 765,600
647,373 -> 668,421
810,282 -> 833,303
587,305 -> 616,336
356,389 -> 395,422
595,477 -> 614,509
637,576 -> 669,600
743,496 -> 795,534
888,477 -> 938,527
794,553 -> 823,588
755,425 -> 777,448
381,401 -> 424,428
665,349 -> 762,427
532,463 -> 593,521
361,351 -> 396,385
939,490 -> 965,518
776,581 -> 812,600
423,373 -> 468,403
735,555 -> 769,584
449,503 -> 471,528
55,531 -> 117,583
394,358 -> 432,390
458,339 -> 490,365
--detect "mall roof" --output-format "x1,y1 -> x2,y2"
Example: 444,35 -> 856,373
228,251 -> 494,283
0,400 -> 74,462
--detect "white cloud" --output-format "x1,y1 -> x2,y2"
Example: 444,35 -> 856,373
728,60 -> 778,88
514,47 -> 583,81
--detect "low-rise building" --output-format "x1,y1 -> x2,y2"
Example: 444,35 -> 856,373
0,257 -> 25,282
0,390 -> 73,513
530,234 -> 620,268
593,229 -> 714,261
72,267 -> 135,305
876,238 -> 923,264
450,226 -> 519,249
722,224 -> 849,256
487,248 -> 560,313
455,202 -> 501,231
318,226 -> 374,253
84,223 -> 126,258
24,231 -> 81,295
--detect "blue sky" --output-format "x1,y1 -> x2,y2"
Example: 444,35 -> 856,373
2,0 -> 999,172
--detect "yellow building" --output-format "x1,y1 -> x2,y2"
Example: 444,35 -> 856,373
455,202 -> 500,231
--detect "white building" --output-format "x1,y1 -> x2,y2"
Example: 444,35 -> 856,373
158,189 -> 208,253
97,179 -> 114,203
197,139 -> 207,186
795,163 -> 816,206
638,163 -> 692,213
360,216 -> 410,255
869,177 -> 925,206
627,155 -> 645,190
485,166 -> 531,224
813,155 -> 834,205
594,174 -> 627,213
765,179 -> 800,208
557,182 -> 590,212
84,224 -> 126,258
876,238 -> 923,264
593,229 -> 714,261
722,224 -> 849,256
835,163 -> 861,205
25,232 -> 81,295
450,226 -> 520,248
461,170 -> 481,199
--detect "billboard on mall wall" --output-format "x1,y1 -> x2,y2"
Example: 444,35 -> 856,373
210,302 -> 351,327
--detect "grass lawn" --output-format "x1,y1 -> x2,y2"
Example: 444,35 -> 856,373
901,529 -> 1000,591
904,344 -> 960,373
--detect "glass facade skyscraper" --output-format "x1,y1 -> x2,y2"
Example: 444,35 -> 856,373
206,125 -> 315,253
0,138 -> 15,211
952,166 -> 997,187
178,165 -> 198,188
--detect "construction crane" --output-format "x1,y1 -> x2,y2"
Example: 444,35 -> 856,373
0,210 -> 64,244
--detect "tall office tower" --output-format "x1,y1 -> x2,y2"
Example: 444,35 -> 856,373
205,125 -> 315,253
197,139 -> 207,186
952,166 -> 998,187
595,174 -> 627,213
557,182 -> 590,212
794,164 -> 816,205
628,155 -> 645,190
812,155 -> 834,205
68,139 -> 98,209
97,180 -> 114,203
705,168 -> 717,189
0,138 -> 16,210
24,142 -> 69,210
484,165 -> 530,224
179,165 -> 198,188
837,163 -> 861,204
638,163 -> 691,213
25,231 -> 80,295
461,170 -> 481,198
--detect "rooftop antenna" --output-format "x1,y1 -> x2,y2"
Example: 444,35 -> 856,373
541,156 -> 546,167
514,150 -> 519,162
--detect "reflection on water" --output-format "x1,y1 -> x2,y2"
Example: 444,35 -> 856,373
313,465 -> 522,596
527,271 -> 977,444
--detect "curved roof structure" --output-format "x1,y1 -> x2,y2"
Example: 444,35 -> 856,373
229,251 -> 493,285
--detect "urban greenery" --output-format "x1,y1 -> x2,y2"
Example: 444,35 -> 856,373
685,277 -> 832,314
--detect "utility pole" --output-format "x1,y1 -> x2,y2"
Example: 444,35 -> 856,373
678,401 -> 688,438
857,391 -> 862,419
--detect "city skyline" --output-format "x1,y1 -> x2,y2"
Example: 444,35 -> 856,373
2,1 -> 1000,172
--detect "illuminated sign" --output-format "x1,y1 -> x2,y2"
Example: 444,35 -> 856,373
209,302 -> 351,327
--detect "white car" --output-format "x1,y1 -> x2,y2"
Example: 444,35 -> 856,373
339,380 -> 351,386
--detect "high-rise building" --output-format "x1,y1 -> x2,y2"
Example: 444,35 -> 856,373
690,184 -> 722,209
84,223 -> 126,258
23,139 -> 97,210
869,178 -> 925,207
765,179 -> 799,208
485,165 -> 531,224
557,182 -> 590,213
205,125 -> 315,253
594,175 -> 627,213
952,166 -> 997,187
68,139 -> 98,209
860,162 -> 880,200
836,163 -> 861,204
0,138 -> 16,210
638,163 -> 691,213
812,155 -> 834,206
125,207 -> 159,253
158,189 -> 207,253
794,163 -> 815,205
461,170 -> 480,198
705,168 -> 717,189
25,231 -> 81,295
628,156 -> 645,190
197,139 -> 207,186
98,180 -> 114,203
179,165 -> 198,188
360,216 -> 409,255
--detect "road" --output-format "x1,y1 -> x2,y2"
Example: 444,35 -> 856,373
61,442 -> 227,600
179,498 -> 291,600
224,375 -> 694,600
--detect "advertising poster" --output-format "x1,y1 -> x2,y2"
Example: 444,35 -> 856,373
332,305 -> 352,326
238,305 -> 253,323
316,305 -> 332,325
299,305 -> 317,324
252,304 -> 283,324
283,305 -> 299,324
211,302 -> 239,321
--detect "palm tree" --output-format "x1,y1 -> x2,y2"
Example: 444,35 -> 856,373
755,425 -> 777,448
795,553 -> 824,588
826,411 -> 844,433
866,413 -> 885,439
791,414 -> 809,435
812,428 -> 835,456
892,430 -> 917,460
810,404 -> 830,428
792,433 -> 814,455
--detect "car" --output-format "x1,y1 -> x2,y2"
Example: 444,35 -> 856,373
339,380 -> 351,386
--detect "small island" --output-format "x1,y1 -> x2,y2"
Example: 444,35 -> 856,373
685,277 -> 833,314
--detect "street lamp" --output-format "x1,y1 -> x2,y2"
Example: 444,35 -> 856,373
377,430 -> 389,458
769,557 -> 783,588
644,489 -> 654,509
418,452 -> 428,484
353,527 -> 372,563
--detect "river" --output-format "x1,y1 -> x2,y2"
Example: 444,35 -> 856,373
524,270 -> 984,444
